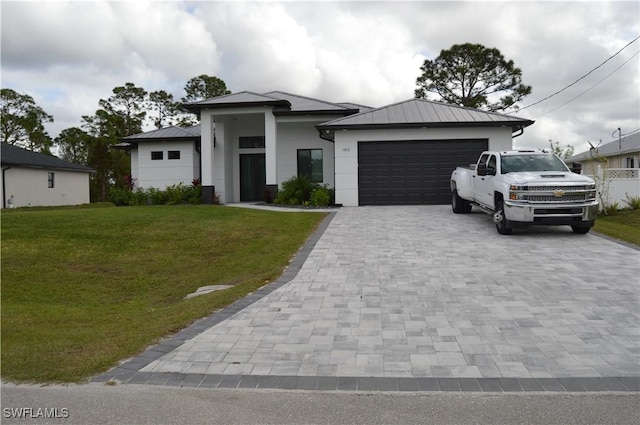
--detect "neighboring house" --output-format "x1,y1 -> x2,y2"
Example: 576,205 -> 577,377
1,143 -> 94,208
566,131 -> 640,207
118,91 -> 534,207
566,131 -> 640,173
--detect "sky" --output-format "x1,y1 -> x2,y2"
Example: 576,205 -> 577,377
1,0 -> 639,155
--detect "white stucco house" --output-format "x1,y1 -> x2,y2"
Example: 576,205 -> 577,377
117,91 -> 534,207
1,143 -> 94,208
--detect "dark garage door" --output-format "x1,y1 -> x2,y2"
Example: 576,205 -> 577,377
358,139 -> 488,205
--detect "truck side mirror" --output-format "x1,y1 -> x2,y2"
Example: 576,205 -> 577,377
477,164 -> 496,176
570,163 -> 582,174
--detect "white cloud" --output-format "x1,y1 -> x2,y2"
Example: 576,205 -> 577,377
1,0 -> 638,154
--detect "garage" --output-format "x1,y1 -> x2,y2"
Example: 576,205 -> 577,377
358,139 -> 488,205
317,98 -> 535,207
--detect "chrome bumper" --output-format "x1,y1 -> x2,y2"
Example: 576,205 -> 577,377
503,200 -> 599,224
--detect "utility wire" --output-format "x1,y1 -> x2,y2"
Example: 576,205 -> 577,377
515,36 -> 639,112
533,50 -> 640,118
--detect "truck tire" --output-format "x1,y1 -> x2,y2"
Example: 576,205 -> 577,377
571,225 -> 591,234
494,199 -> 512,235
452,190 -> 472,213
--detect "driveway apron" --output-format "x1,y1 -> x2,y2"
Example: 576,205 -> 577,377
96,206 -> 640,390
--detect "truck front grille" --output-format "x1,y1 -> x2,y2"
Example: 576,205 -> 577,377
527,194 -> 589,202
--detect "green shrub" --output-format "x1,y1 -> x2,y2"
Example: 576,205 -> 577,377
275,175 -> 316,205
108,183 -> 202,206
603,202 -> 621,216
624,194 -> 640,210
108,187 -> 133,206
310,185 -> 332,207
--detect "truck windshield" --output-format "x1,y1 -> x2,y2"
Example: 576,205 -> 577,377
501,155 -> 569,173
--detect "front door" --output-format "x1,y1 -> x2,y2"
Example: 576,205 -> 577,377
240,154 -> 266,202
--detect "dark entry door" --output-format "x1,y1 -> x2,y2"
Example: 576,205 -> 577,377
240,154 -> 266,202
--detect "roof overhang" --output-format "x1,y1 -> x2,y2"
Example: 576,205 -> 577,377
316,120 -> 535,142
183,99 -> 291,115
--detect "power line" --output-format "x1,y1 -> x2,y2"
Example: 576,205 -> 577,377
516,35 -> 639,112
533,50 -> 640,118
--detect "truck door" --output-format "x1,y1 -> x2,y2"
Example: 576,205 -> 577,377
473,154 -> 497,208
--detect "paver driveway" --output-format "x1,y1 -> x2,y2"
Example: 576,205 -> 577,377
98,206 -> 639,389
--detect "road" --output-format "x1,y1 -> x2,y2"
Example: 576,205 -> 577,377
2,383 -> 639,425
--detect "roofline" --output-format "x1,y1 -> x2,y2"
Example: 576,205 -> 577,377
1,160 -> 95,173
264,90 -> 361,112
182,91 -> 291,114
272,108 -> 360,117
316,120 -> 535,131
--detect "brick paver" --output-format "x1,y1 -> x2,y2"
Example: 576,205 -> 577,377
95,206 -> 640,390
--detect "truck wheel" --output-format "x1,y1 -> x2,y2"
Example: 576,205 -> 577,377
571,225 -> 591,234
494,200 -> 513,235
451,190 -> 472,213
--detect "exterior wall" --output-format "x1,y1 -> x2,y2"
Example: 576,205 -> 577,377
608,152 -> 640,169
200,110 -> 339,203
333,126 -> 514,206
135,141 -> 199,189
276,119 -> 335,188
2,166 -> 90,208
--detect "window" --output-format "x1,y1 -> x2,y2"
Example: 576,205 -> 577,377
239,136 -> 265,149
626,157 -> 636,168
48,172 -> 55,188
168,150 -> 181,160
151,151 -> 163,160
297,149 -> 323,182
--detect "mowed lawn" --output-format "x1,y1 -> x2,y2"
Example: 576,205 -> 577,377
1,205 -> 326,383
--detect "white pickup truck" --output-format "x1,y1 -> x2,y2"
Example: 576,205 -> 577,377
450,150 -> 599,235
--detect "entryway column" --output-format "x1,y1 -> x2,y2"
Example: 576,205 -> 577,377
264,110 -> 278,201
200,113 -> 215,203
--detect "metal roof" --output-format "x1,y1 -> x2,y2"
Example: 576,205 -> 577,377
566,131 -> 640,162
1,143 -> 94,172
317,98 -> 535,130
336,102 -> 375,113
264,91 -> 360,114
120,125 -> 201,141
183,91 -> 291,113
182,90 -> 366,116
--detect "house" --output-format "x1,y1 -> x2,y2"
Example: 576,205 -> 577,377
118,91 -> 534,207
566,131 -> 640,173
1,143 -> 94,208
566,131 -> 640,207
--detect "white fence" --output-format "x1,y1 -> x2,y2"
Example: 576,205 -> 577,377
586,168 -> 640,208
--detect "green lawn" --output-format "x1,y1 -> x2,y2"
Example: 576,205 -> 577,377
1,205 -> 326,383
593,208 -> 640,246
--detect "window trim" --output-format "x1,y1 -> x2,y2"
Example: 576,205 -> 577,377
297,148 -> 323,183
239,136 -> 266,149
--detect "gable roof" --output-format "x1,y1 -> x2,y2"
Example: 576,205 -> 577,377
1,143 -> 94,173
316,98 -> 535,131
566,131 -> 640,162
182,90 -> 364,116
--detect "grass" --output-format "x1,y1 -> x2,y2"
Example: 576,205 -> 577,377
1,205 -> 326,383
593,208 -> 640,246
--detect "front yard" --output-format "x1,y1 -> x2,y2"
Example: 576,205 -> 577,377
1,205 -> 326,383
593,208 -> 640,246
